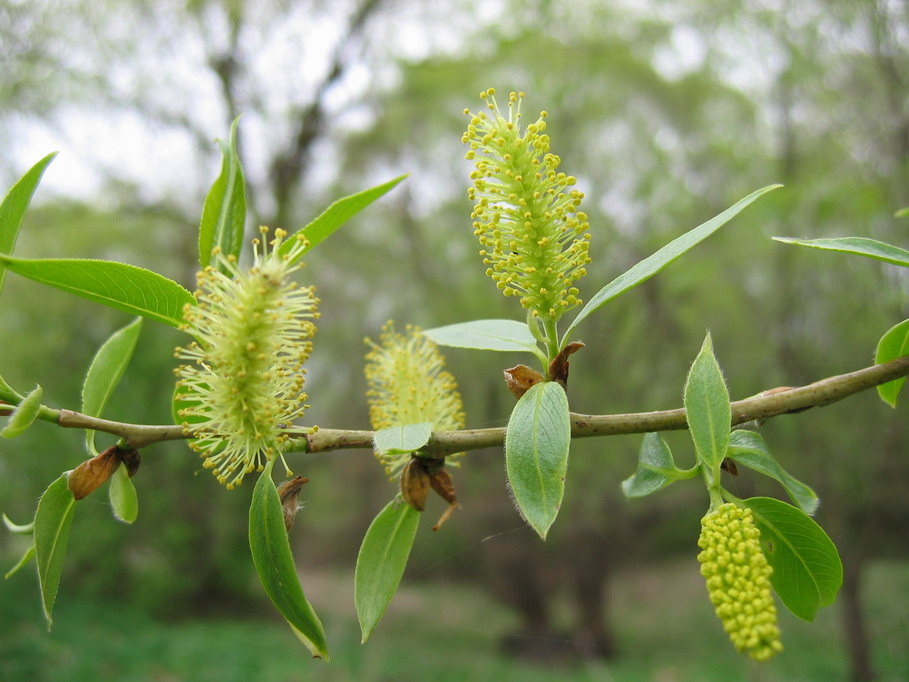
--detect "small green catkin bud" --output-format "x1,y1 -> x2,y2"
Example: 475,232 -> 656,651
697,503 -> 783,662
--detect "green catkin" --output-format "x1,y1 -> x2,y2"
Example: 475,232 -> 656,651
174,227 -> 319,489
697,503 -> 783,661
364,322 -> 465,478
462,89 -> 591,322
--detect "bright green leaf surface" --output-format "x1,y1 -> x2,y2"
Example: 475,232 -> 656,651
622,432 -> 691,498
249,460 -> 329,659
4,543 -> 36,579
505,381 -> 571,540
109,463 -> 138,524
279,175 -> 407,265
727,431 -> 818,514
373,422 -> 433,456
34,475 -> 76,629
423,319 -> 542,356
355,497 -> 420,643
684,334 -> 730,472
773,236 -> 909,268
0,255 -> 195,327
199,117 -> 246,271
744,497 -> 842,621
875,318 -> 909,407
0,152 -> 57,296
564,185 -> 781,341
82,317 -> 143,453
1,385 -> 44,439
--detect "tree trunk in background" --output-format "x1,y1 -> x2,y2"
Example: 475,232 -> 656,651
841,555 -> 874,682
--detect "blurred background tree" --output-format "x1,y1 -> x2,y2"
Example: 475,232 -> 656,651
1,0 -> 907,680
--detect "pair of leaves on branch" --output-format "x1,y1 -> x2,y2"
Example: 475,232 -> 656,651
773,235 -> 909,407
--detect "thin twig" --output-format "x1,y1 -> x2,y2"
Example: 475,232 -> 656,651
50,356 -> 909,454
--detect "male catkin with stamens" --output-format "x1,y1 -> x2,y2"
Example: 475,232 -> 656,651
174,227 -> 319,489
463,89 -> 591,322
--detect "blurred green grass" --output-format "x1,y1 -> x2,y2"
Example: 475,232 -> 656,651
2,558 -> 907,682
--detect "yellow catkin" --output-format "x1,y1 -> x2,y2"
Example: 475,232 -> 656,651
697,503 -> 783,662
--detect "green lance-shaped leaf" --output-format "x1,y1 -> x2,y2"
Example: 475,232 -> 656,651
772,236 -> 909,268
249,459 -> 329,660
355,497 -> 421,643
373,422 -> 433,456
278,175 -> 407,265
727,431 -> 818,515
82,317 -> 143,454
564,185 -> 781,342
423,319 -> 545,360
875,318 -> 909,407
622,432 -> 697,498
744,497 -> 842,621
34,474 -> 77,629
0,256 -> 195,328
0,152 -> 57,296
199,117 -> 246,272
5,543 -> 36,579
1,384 -> 44,439
684,334 -> 731,475
505,381 -> 571,540
109,463 -> 138,524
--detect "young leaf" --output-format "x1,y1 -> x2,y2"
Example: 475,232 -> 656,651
82,317 -> 143,454
505,381 -> 571,540
875,318 -> 909,407
249,459 -> 329,659
0,152 -> 57,296
373,422 -> 433,456
0,256 -> 195,327
684,334 -> 730,472
34,474 -> 77,629
1,384 -> 44,439
109,463 -> 138,524
355,497 -> 420,643
622,432 -> 695,498
3,513 -> 34,534
772,236 -> 909,268
423,319 -> 543,357
4,543 -> 36,579
727,430 -> 818,515
0,372 -> 19,402
199,117 -> 246,271
744,497 -> 842,621
278,175 -> 407,265
564,185 -> 781,341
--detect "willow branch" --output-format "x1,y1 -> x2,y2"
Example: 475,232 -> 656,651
306,355 -> 909,456
45,355 -> 909,454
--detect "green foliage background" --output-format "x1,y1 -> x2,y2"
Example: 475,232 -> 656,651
1,0 -> 907,678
